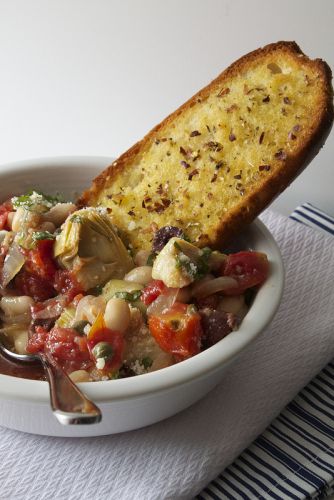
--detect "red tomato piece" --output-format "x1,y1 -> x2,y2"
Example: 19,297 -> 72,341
50,327 -> 91,372
54,270 -> 84,301
0,201 -> 12,230
27,326 -> 49,353
148,302 -> 202,359
141,280 -> 166,305
46,327 -> 92,372
25,240 -> 57,281
15,271 -> 56,301
87,327 -> 125,372
27,326 -> 93,373
222,251 -> 269,295
2,200 -> 13,210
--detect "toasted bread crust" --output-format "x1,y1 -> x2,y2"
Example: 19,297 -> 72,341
79,41 -> 333,250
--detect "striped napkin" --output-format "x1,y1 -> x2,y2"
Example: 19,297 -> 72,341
199,203 -> 334,500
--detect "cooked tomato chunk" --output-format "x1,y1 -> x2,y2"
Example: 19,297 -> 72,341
222,251 -> 269,295
141,280 -> 166,305
148,302 -> 202,359
15,271 -> 56,302
87,325 -> 125,373
27,326 -> 93,373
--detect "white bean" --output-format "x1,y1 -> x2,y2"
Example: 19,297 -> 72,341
124,266 -> 152,285
11,207 -> 40,232
43,203 -> 76,227
14,330 -> 29,354
69,370 -> 91,383
134,250 -> 151,267
104,298 -> 130,333
192,276 -> 238,299
1,296 -> 34,317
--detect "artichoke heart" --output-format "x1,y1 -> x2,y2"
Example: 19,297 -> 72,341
54,208 -> 134,290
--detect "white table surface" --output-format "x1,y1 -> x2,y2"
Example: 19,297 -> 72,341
0,0 -> 333,217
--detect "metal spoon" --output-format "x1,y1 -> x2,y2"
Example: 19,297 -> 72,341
0,340 -> 102,425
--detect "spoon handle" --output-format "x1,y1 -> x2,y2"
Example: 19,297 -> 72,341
39,353 -> 102,425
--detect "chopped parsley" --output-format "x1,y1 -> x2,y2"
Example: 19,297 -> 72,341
174,242 -> 212,280
175,253 -> 198,279
141,357 -> 153,369
12,190 -> 61,210
114,290 -> 142,302
32,231 -> 56,242
70,214 -> 83,223
91,284 -> 104,296
173,241 -> 183,253
146,252 -> 156,266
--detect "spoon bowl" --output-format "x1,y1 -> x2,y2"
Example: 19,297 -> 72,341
0,340 -> 102,425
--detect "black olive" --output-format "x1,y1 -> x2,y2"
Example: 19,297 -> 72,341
199,309 -> 237,348
152,226 -> 185,253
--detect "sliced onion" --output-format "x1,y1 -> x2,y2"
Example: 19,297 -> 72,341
192,276 -> 238,299
1,243 -> 25,287
191,274 -> 213,294
74,295 -> 106,324
31,296 -> 67,320
146,287 -> 179,316
175,286 -> 191,303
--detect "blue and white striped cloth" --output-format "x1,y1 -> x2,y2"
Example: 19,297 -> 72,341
198,203 -> 334,500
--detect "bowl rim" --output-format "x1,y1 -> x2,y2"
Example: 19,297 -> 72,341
0,156 -> 284,403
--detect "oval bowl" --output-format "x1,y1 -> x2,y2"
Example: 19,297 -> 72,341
0,156 -> 284,436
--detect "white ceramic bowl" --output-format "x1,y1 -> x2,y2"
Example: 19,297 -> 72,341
0,157 -> 284,437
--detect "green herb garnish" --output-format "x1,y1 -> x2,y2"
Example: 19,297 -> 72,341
197,247 -> 212,277
146,252 -> 156,266
141,357 -> 153,369
175,254 -> 198,279
173,241 -> 182,252
12,190 -> 61,210
91,284 -> 104,296
174,242 -> 212,280
70,214 -> 83,223
114,290 -> 142,302
32,231 -> 56,242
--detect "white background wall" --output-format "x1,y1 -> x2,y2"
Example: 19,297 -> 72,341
0,0 -> 333,216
